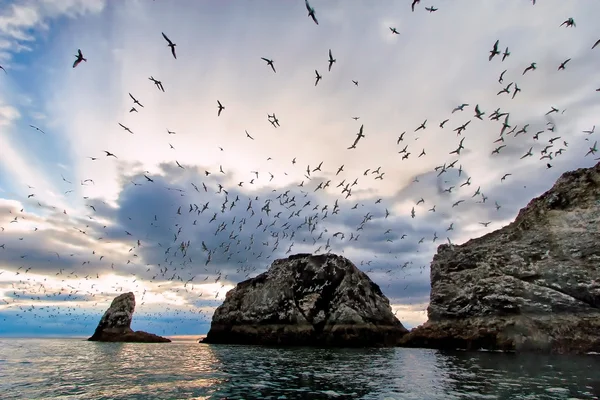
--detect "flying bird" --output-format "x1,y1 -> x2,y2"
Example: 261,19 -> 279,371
73,49 -> 87,68
523,62 -> 537,75
328,49 -> 336,71
305,0 -> 318,25
348,125 -> 365,149
29,125 -> 45,134
489,40 -> 500,61
261,57 -> 276,73
560,18 -> 575,28
314,70 -> 322,86
558,58 -> 571,70
411,0 -> 420,12
217,100 -> 225,116
129,93 -> 144,108
390,27 -> 400,35
161,32 -> 177,59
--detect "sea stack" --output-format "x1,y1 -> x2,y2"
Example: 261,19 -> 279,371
401,162 -> 600,354
88,292 -> 171,343
202,253 -> 408,347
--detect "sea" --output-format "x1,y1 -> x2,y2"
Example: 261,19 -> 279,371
1,337 -> 599,400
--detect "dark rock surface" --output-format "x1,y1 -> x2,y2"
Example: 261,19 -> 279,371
401,162 -> 600,354
202,253 -> 408,347
88,292 -> 171,343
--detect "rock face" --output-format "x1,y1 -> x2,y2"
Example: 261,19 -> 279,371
88,292 -> 171,343
401,162 -> 600,354
202,253 -> 408,347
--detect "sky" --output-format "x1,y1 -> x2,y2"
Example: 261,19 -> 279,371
0,0 -> 599,337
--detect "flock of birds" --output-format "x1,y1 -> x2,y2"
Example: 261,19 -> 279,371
0,1 -> 599,334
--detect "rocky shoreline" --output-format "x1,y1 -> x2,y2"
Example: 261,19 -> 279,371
400,162 -> 600,354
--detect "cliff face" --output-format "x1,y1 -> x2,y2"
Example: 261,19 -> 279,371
401,162 -> 600,353
202,253 -> 408,347
88,292 -> 171,343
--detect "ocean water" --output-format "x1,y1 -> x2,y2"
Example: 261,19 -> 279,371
1,337 -> 599,400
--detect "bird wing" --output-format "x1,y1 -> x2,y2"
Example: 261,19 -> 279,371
261,57 -> 269,62
171,47 -> 177,59
593,39 -> 600,49
328,49 -> 332,59
78,49 -> 83,57
162,32 -> 173,45
129,93 -> 136,101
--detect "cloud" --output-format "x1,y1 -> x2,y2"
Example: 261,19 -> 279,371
1,0 -> 600,336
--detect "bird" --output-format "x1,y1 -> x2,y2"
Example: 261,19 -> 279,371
489,40 -> 500,61
558,58 -> 571,70
161,32 -> 177,59
0,65 -> 6,74
73,49 -> 87,68
315,70 -> 322,86
217,100 -> 225,116
502,47 -> 510,61
305,0 -> 318,25
425,6 -> 438,12
328,49 -> 336,71
498,70 -> 507,83
411,0 -> 420,12
261,57 -> 276,73
348,125 -> 365,149
560,18 -> 575,28
523,62 -> 537,75
29,125 -> 46,134
129,93 -> 144,108
390,27 -> 400,35
453,103 -> 469,113
586,141 -> 597,157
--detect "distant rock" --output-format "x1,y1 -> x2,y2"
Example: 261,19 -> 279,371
401,162 -> 600,354
88,292 -> 171,343
202,253 -> 408,347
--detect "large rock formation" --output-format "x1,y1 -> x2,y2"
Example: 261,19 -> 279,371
401,162 -> 600,354
202,253 -> 408,347
88,292 -> 171,343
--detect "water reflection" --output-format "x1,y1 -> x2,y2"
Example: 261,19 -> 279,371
1,338 -> 599,400
439,350 -> 600,399
207,345 -> 396,398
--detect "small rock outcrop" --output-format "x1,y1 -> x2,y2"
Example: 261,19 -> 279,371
401,162 -> 600,354
88,292 -> 171,343
202,253 -> 408,347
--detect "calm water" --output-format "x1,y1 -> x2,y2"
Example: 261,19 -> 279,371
1,338 -> 599,400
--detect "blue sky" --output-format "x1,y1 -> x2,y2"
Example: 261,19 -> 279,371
0,0 -> 599,337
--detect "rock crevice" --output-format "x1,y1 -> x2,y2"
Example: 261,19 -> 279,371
401,162 -> 600,354
202,253 -> 408,347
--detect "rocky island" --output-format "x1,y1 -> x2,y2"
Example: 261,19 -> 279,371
88,292 -> 171,343
202,253 -> 408,347
401,162 -> 600,354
